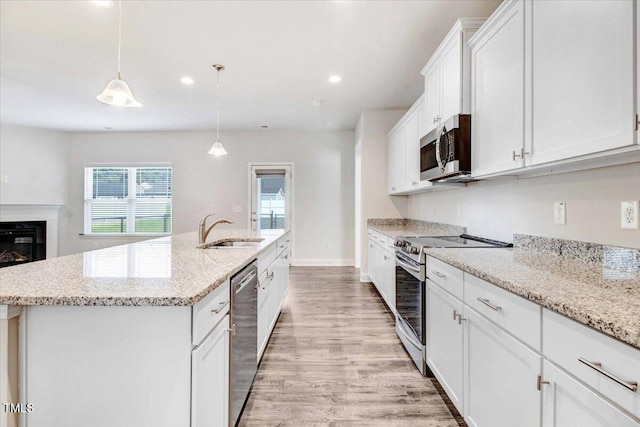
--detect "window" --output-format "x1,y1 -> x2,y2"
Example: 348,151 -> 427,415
84,167 -> 172,235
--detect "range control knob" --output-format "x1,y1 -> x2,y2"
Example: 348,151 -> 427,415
409,246 -> 420,255
394,240 -> 403,247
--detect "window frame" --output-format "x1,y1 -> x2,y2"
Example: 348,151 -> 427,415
82,165 -> 173,237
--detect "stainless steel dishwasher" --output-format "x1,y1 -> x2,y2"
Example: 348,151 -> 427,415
230,261 -> 258,427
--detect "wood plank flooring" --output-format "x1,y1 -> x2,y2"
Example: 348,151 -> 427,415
238,266 -> 466,427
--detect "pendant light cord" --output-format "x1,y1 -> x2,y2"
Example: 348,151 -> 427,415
117,0 -> 122,79
216,68 -> 220,141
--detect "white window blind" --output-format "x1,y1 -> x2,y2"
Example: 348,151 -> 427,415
84,167 -> 172,235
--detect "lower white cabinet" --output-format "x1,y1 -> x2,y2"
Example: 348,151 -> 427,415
426,281 -> 464,414
367,233 -> 395,314
541,360 -> 639,427
463,306 -> 541,427
191,315 -> 230,427
257,237 -> 290,361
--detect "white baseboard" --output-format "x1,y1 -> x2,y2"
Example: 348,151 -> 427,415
292,258 -> 355,267
360,273 -> 371,283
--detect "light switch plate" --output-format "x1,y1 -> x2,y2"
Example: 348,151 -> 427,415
554,201 -> 566,225
621,201 -> 639,230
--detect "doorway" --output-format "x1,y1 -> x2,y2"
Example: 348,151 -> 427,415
249,163 -> 294,256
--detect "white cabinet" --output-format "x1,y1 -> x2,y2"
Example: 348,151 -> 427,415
257,234 -> 290,361
470,0 -> 525,178
421,19 -> 484,135
367,230 -> 395,314
387,126 -> 405,194
541,361 -> 639,427
417,97 -> 427,138
405,111 -> 420,189
530,0 -> 635,166
427,281 -> 464,414
463,306 -> 541,427
470,0 -> 639,179
192,315 -> 230,427
424,63 -> 441,135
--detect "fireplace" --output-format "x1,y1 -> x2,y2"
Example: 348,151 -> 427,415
0,221 -> 46,268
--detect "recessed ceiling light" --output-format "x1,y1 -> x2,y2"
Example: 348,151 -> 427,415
91,1 -> 114,7
180,76 -> 194,85
103,126 -> 113,130
255,125 -> 269,129
312,99 -> 326,106
329,75 -> 342,83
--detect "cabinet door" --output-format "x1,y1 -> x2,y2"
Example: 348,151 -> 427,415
367,239 -> 377,284
464,307 -> 541,427
542,361 -> 639,427
383,249 -> 395,314
257,272 -> 271,359
440,35 -> 462,121
424,63 -> 441,135
387,130 -> 404,194
530,0 -> 635,166
192,315 -> 230,427
471,0 -> 525,177
427,282 -> 464,415
418,97 -> 427,138
405,111 -> 420,188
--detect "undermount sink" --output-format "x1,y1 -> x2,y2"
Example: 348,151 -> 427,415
198,238 -> 264,249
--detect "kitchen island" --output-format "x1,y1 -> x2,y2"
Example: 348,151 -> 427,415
0,228 -> 290,427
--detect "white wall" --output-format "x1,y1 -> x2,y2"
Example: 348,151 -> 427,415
62,130 -> 355,264
408,162 -> 640,249
355,110 -> 409,275
0,124 -> 69,205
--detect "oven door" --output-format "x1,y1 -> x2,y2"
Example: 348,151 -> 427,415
395,252 -> 425,345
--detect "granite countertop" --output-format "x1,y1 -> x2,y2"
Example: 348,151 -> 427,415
424,247 -> 640,349
368,218 -> 466,239
0,229 -> 287,307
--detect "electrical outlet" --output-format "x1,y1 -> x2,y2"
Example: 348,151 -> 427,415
621,201 -> 639,230
554,201 -> 566,225
327,242 -> 333,250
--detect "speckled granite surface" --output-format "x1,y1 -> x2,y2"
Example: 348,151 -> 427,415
0,229 -> 287,306
368,218 -> 466,239
424,244 -> 640,349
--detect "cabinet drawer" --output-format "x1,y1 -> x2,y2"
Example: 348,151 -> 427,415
543,309 -> 640,418
276,235 -> 290,256
464,273 -> 541,350
192,279 -> 231,346
426,256 -> 463,300
368,229 -> 391,248
258,243 -> 277,277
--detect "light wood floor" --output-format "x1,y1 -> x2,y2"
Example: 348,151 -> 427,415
238,266 -> 465,427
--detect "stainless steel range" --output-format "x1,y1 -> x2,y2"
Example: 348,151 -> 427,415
394,234 -> 512,375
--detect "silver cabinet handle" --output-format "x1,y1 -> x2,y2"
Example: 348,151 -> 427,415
227,324 -> 235,336
578,358 -> 638,392
284,255 -> 288,260
512,148 -> 530,161
432,271 -> 447,279
537,374 -> 549,391
211,300 -> 229,314
453,310 -> 465,325
392,186 -> 396,191
267,271 -> 274,280
412,180 -> 418,186
477,297 -> 501,311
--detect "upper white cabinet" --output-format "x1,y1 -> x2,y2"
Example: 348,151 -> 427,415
387,95 -> 426,195
469,0 -> 525,177
530,0 -> 636,165
421,19 -> 486,135
470,0 -> 639,179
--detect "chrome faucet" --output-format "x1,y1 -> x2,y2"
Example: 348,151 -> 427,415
198,214 -> 234,244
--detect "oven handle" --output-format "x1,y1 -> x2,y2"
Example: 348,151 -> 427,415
395,256 -> 421,274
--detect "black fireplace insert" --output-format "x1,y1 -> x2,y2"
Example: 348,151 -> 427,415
0,221 -> 46,268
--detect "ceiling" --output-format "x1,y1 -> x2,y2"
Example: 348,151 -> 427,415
0,0 -> 501,132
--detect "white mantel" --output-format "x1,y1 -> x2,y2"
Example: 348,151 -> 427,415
0,204 -> 62,259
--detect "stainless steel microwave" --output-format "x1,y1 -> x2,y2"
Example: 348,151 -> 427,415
420,114 -> 471,182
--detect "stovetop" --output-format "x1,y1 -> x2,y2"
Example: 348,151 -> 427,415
394,234 -> 512,263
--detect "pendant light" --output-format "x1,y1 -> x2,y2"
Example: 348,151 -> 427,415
96,0 -> 142,107
208,64 -> 228,156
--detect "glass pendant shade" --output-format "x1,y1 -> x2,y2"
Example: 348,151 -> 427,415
97,74 -> 142,107
208,140 -> 228,156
